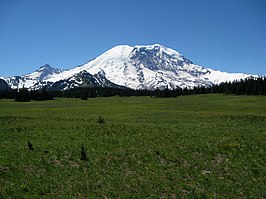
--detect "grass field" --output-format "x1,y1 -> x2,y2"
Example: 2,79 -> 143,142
0,94 -> 265,198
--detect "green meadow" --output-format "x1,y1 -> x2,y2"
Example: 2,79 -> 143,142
0,94 -> 265,198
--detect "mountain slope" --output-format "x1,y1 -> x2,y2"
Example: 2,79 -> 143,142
0,79 -> 11,91
49,70 -> 126,90
2,64 -> 62,89
47,44 -> 252,89
2,44 -> 254,90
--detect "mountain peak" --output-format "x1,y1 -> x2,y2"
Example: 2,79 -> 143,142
39,64 -> 52,70
135,43 -> 165,49
133,44 -> 182,56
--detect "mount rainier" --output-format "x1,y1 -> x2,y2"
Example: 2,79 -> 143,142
1,44 -> 253,90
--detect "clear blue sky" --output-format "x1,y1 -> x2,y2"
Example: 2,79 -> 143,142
0,0 -> 265,77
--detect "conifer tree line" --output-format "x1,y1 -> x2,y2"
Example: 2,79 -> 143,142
0,76 -> 265,101
0,86 -> 53,102
190,76 -> 266,96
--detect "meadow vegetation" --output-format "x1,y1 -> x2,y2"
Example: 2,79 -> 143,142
0,94 -> 265,198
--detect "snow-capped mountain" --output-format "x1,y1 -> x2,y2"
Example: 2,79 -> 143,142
47,44 -> 252,89
1,44 -> 254,90
2,64 -> 63,90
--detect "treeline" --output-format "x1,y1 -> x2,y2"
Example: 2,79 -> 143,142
191,76 -> 266,96
0,87 -> 54,102
0,77 -> 265,101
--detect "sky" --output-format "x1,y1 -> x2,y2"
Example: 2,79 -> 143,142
0,0 -> 265,77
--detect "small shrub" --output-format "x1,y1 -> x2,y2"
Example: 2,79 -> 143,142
81,95 -> 88,100
80,144 -> 88,161
28,141 -> 34,150
97,116 -> 105,124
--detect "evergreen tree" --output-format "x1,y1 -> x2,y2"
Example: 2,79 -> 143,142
15,88 -> 31,102
28,141 -> 34,150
